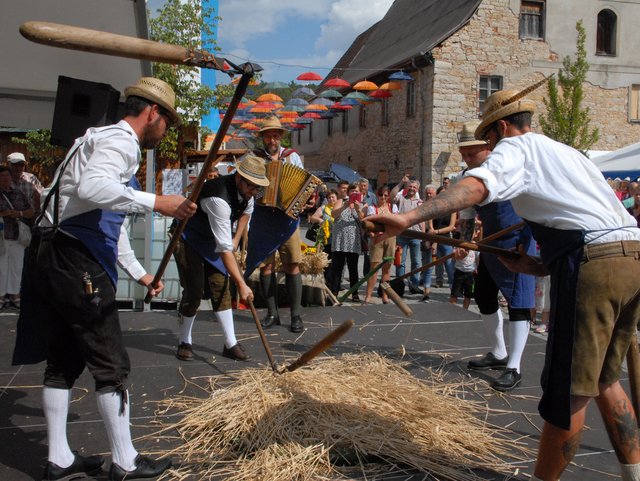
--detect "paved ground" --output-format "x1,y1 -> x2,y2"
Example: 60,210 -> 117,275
0,284 -> 624,481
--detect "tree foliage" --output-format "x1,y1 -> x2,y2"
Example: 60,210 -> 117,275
148,0 -> 221,159
539,20 -> 599,154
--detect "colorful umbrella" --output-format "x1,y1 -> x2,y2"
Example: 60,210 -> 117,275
286,98 -> 310,107
310,98 -> 333,106
389,71 -> 414,81
353,80 -> 378,91
305,104 -> 329,112
302,112 -> 322,119
369,89 -> 392,98
296,71 -> 323,81
345,91 -> 369,100
263,81 -> 289,89
257,93 -> 283,102
324,77 -> 351,88
319,89 -> 343,99
292,87 -> 316,97
380,81 -> 402,91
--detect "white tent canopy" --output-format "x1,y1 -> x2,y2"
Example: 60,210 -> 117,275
591,142 -> 640,179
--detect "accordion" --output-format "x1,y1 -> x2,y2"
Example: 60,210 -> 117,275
257,162 -> 322,219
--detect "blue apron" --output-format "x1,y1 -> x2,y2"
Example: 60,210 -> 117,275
527,221 -> 585,430
476,201 -> 536,308
59,176 -> 141,287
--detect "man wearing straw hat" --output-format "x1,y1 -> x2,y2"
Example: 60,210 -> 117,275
367,80 -> 640,481
254,116 -> 306,333
13,77 -> 197,481
453,121 -> 536,392
173,153 -> 269,363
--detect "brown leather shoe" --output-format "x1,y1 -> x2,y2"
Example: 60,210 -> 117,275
176,342 -> 193,361
222,343 -> 250,361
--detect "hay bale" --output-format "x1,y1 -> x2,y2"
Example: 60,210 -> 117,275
159,353 -> 526,480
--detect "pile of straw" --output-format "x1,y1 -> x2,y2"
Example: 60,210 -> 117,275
159,353 -> 525,480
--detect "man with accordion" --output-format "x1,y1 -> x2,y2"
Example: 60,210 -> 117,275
253,116 -> 308,333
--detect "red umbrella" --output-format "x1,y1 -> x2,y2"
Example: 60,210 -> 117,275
296,71 -> 323,81
369,89 -> 392,98
324,77 -> 351,88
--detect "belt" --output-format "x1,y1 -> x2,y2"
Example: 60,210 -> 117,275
582,240 -> 640,261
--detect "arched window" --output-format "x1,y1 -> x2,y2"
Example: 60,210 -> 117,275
597,9 -> 617,56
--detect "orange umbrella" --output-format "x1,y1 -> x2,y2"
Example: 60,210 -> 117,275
257,93 -> 283,102
240,122 -> 259,131
353,80 -> 378,91
380,81 -> 402,91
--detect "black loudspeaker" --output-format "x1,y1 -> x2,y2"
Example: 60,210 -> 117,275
50,76 -> 121,147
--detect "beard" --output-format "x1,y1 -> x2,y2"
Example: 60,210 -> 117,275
139,117 -> 165,150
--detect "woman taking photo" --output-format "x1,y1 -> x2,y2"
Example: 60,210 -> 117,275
364,186 -> 397,304
328,183 -> 364,301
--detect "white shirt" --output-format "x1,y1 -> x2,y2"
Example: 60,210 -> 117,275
278,146 -> 303,168
41,120 -> 156,280
467,132 -> 640,244
200,193 -> 254,253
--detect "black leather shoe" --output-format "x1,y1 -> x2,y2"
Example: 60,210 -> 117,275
108,454 -> 172,481
467,352 -> 508,371
260,314 -> 281,329
43,452 -> 104,480
491,368 -> 522,392
290,315 -> 304,333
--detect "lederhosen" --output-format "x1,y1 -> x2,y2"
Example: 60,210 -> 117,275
528,223 -> 640,429
14,126 -> 140,398
175,175 -> 246,314
474,201 -> 536,319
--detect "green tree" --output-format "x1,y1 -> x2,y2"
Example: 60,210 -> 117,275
539,20 -> 599,154
148,0 -> 221,160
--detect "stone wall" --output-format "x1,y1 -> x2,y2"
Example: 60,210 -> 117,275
298,0 -> 640,187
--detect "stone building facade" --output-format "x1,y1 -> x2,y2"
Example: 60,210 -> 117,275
296,0 -> 640,188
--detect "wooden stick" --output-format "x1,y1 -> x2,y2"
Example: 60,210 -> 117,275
324,286 -> 342,306
381,282 -> 413,316
282,319 -> 354,373
336,256 -> 393,303
392,221 -> 526,283
20,21 -> 228,70
362,220 -> 522,259
247,299 -> 279,373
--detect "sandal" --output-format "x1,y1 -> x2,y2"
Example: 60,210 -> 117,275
9,297 -> 20,309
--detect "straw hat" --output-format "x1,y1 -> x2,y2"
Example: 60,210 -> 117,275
124,77 -> 181,127
457,121 -> 488,148
474,77 -> 549,140
258,116 -> 288,134
235,154 -> 270,187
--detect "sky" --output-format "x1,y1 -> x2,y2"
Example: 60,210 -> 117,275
147,0 -> 394,84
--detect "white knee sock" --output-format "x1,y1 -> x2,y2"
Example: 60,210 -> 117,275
480,310 -> 507,359
507,320 -> 529,372
43,387 -> 75,467
179,314 -> 197,345
96,391 -> 138,471
621,462 -> 640,481
215,309 -> 237,348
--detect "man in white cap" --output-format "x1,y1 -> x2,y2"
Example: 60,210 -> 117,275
367,81 -> 640,481
173,154 -> 269,363
454,121 -> 536,392
13,77 -> 196,481
6,151 -> 43,214
253,116 -> 306,333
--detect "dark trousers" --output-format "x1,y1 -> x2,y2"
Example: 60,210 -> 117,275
38,233 -> 130,392
329,251 -> 359,294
